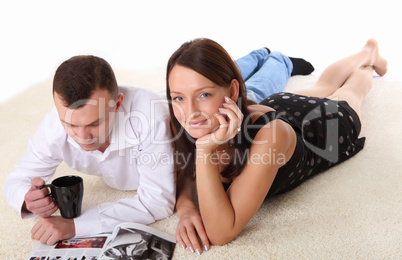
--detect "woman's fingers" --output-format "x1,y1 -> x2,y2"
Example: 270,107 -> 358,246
222,107 -> 240,134
196,97 -> 243,149
224,96 -> 243,119
186,225 -> 202,254
177,225 -> 194,251
216,106 -> 242,136
175,227 -> 186,249
176,214 -> 210,254
194,219 -> 210,252
177,224 -> 202,254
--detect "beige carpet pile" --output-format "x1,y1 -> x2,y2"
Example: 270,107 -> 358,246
0,67 -> 401,259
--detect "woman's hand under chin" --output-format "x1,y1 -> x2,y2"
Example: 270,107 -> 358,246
195,97 -> 243,152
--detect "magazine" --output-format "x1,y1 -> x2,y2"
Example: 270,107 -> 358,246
26,222 -> 176,260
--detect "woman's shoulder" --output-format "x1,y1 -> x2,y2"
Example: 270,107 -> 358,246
247,104 -> 275,124
246,104 -> 294,142
246,104 -> 297,163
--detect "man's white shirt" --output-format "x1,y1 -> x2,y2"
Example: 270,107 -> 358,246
4,86 -> 176,237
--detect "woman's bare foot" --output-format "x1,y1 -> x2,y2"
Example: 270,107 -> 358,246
364,39 -> 387,76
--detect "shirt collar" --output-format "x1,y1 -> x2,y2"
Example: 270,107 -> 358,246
108,104 -> 140,152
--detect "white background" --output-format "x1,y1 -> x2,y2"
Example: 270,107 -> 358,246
1,0 -> 400,103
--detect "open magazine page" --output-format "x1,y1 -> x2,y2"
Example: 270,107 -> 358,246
26,222 -> 176,260
101,222 -> 176,260
26,234 -> 111,260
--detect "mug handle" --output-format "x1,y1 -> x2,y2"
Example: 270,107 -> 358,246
39,184 -> 53,198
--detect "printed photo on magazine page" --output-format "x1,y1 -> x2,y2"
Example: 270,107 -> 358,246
26,222 -> 176,260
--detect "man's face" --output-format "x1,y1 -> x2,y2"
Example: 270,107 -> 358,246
54,88 -> 123,152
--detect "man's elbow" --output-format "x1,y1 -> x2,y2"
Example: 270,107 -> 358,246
154,202 -> 175,220
163,204 -> 175,218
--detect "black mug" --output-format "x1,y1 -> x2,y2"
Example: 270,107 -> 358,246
40,175 -> 84,219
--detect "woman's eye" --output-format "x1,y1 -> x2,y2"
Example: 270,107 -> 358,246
172,96 -> 183,102
200,93 -> 211,98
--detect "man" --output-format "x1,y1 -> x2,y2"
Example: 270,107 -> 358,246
4,55 -> 175,245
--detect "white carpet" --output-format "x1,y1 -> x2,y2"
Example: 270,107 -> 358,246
1,67 -> 401,259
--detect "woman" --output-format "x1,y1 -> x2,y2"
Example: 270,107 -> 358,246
166,38 -> 387,254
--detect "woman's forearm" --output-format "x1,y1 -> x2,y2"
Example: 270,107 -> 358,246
195,149 -> 236,244
176,177 -> 198,218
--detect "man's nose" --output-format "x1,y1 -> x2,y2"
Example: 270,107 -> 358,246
74,126 -> 93,141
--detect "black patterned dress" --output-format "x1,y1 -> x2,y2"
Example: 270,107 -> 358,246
223,92 -> 366,198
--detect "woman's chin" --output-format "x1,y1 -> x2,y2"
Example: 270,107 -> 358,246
187,128 -> 211,139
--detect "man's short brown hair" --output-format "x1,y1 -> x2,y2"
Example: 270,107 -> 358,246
53,55 -> 118,107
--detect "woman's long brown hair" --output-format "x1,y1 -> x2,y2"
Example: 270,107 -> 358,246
166,38 -> 253,188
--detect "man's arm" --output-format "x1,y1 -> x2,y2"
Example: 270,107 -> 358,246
23,177 -> 58,217
4,108 -> 63,218
73,108 -> 176,237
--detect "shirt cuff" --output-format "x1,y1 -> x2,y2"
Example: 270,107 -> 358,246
73,206 -> 103,237
15,186 -> 36,219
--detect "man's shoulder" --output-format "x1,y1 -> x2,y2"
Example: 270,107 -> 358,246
37,107 -> 67,141
119,86 -> 163,101
119,86 -> 168,117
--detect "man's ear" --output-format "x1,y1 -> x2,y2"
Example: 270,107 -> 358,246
114,93 -> 124,112
229,79 -> 240,102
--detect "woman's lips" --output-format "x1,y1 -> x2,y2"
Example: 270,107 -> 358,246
188,119 -> 207,128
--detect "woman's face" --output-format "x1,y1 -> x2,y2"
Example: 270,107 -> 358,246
168,65 -> 231,139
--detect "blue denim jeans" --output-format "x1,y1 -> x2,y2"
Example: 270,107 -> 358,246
236,48 -> 293,103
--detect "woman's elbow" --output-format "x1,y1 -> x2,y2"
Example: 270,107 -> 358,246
208,231 -> 237,246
